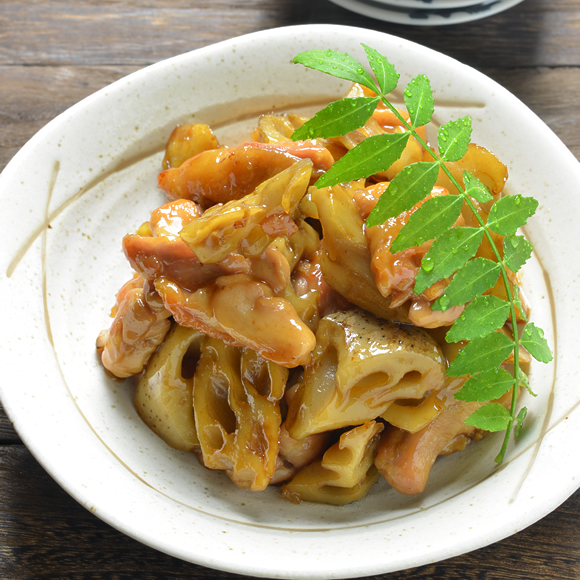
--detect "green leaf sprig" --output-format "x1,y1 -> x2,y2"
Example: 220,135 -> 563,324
292,45 -> 553,463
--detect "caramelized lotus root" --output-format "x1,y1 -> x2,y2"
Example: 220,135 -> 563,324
286,309 -> 446,439
435,143 -> 508,199
311,183 -> 409,322
281,421 -> 384,506
255,113 -> 308,143
162,123 -> 220,170
193,336 -> 289,491
180,158 -> 312,264
381,391 -> 445,434
330,115 -> 422,181
135,323 -> 204,452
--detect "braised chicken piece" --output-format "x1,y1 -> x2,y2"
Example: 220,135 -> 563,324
155,274 -> 315,368
97,275 -> 172,378
374,379 -> 489,495
123,234 -> 248,293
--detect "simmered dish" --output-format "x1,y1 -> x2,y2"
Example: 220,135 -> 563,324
97,83 -> 529,505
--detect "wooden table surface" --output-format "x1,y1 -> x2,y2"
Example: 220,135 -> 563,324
1,1 -> 579,578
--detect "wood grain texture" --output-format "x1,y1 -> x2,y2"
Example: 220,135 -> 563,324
0,0 -> 307,66
1,0 -> 579,68
483,66 -> 580,160
0,65 -> 139,169
0,406 -> 19,444
1,0 -> 579,578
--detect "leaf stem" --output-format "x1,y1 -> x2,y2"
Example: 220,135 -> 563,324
377,93 -> 523,462
494,267 -> 521,463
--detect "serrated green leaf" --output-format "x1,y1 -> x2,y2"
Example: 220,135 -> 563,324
391,194 -> 463,253
438,116 -> 472,162
516,367 -> 537,396
513,285 -> 528,323
414,226 -> 483,295
517,366 -> 538,397
292,97 -> 380,141
463,171 -> 493,203
520,322 -> 553,363
361,43 -> 399,95
514,406 -> 528,437
432,258 -> 501,311
487,195 -> 539,236
503,234 -> 533,273
290,44 -> 546,464
293,49 -> 378,93
403,74 -> 434,128
316,132 -> 410,189
367,161 -> 440,227
455,368 -> 515,402
465,403 -> 511,432
446,295 -> 510,342
447,331 -> 514,377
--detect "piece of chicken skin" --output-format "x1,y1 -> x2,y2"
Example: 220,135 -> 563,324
123,234 -> 248,293
155,274 -> 316,368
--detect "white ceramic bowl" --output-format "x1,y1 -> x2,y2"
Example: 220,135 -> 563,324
1,24 -> 579,579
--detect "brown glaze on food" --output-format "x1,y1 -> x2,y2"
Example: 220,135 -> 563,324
374,379 -> 484,495
155,274 -> 316,368
158,142 -> 333,209
97,276 -> 172,378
